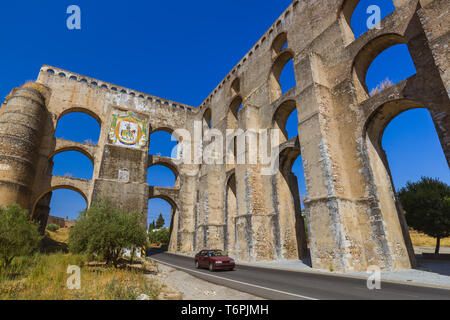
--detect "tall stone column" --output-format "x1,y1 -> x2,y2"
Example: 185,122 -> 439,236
177,166 -> 199,252
0,83 -> 48,210
415,0 -> 450,166
298,53 -> 412,272
234,105 -> 277,262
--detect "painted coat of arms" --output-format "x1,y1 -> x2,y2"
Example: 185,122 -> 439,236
109,111 -> 148,149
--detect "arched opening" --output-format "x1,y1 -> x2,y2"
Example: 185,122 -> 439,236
228,96 -> 243,125
148,196 -> 178,251
270,51 -> 296,102
382,109 -> 449,188
366,44 -> 416,96
50,151 -> 94,180
55,111 -> 101,145
32,187 -> 87,235
271,100 -> 308,260
272,32 -> 288,57
352,34 -> 416,102
364,99 -> 449,268
225,173 -> 237,256
275,146 -> 308,260
203,108 -> 212,130
149,129 -> 178,158
231,78 -> 240,97
147,164 -> 178,188
273,99 -> 297,143
340,0 -> 395,42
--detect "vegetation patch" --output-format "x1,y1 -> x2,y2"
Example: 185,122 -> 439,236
0,253 -> 161,300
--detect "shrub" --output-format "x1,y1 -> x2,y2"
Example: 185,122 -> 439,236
68,199 -> 147,267
47,224 -> 59,232
0,205 -> 41,270
148,228 -> 170,245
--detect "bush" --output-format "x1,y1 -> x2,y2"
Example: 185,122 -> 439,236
68,199 -> 147,267
148,228 -> 170,245
0,204 -> 41,270
47,224 -> 59,232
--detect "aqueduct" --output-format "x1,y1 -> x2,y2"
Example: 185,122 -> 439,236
0,0 -> 448,272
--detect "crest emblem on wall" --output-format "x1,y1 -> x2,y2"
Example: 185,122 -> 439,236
109,111 -> 148,149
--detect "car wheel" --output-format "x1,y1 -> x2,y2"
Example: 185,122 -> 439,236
195,261 -> 199,269
209,263 -> 214,272
229,268 -> 234,271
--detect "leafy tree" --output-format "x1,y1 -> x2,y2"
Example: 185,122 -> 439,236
0,204 -> 41,269
398,177 -> 450,254
155,213 -> 165,229
68,199 -> 147,267
148,228 -> 170,245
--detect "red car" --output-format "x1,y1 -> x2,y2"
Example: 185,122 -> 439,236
195,249 -> 235,271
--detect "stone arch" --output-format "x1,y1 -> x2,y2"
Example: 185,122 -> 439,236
352,33 -> 408,100
148,128 -> 180,159
57,107 -> 102,126
150,126 -> 175,135
230,78 -> 240,96
272,143 -> 308,260
49,146 -> 95,166
47,149 -> 94,180
269,50 -> 296,103
31,185 -> 88,232
272,32 -> 288,57
364,98 -> 424,152
148,160 -> 180,188
202,108 -> 212,129
272,99 -> 297,143
361,98 -> 434,268
148,194 -> 179,250
229,96 -> 243,120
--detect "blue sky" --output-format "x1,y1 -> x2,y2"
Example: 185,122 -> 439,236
1,0 -> 448,226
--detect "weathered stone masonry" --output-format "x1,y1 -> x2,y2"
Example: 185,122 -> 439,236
0,0 -> 448,272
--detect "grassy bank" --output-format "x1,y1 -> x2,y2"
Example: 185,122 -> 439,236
0,253 -> 161,300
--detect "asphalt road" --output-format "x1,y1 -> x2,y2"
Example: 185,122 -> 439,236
147,251 -> 450,300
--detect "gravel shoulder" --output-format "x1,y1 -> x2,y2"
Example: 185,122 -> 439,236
146,262 -> 264,300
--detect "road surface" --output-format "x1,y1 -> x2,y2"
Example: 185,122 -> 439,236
147,251 -> 450,300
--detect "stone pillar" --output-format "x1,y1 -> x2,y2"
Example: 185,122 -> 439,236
204,164 -> 226,250
168,206 -> 179,252
234,105 -> 277,262
415,1 -> 450,166
0,83 -> 48,210
177,166 -> 199,252
298,53 -> 412,272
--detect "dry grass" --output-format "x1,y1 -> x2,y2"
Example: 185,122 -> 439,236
0,253 -> 162,300
409,230 -> 450,248
47,227 -> 71,243
370,77 -> 394,96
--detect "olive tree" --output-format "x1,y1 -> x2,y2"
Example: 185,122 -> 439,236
0,204 -> 41,269
68,199 -> 147,267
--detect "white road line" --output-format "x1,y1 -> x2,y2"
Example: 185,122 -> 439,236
149,257 -> 319,300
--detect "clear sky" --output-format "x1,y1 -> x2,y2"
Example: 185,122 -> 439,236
0,0 -> 448,227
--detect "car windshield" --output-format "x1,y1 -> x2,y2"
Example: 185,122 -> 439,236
210,250 -> 227,257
